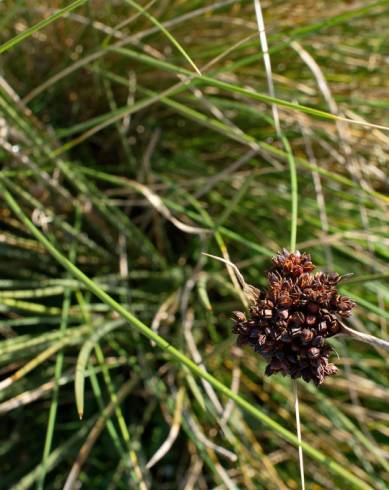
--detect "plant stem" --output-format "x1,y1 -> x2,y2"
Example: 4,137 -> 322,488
294,381 -> 305,490
282,135 -> 298,252
338,322 -> 389,350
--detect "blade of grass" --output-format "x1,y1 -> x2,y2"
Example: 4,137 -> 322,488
110,46 -> 389,131
37,207 -> 81,490
75,289 -> 148,487
63,378 -> 137,490
9,418 -> 96,490
0,327 -> 87,391
124,0 -> 201,75
0,0 -> 88,54
75,319 -> 125,419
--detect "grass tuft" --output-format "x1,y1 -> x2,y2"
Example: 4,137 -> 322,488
0,2 -> 387,489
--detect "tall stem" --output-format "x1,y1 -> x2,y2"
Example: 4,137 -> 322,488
338,322 -> 389,350
294,382 -> 305,490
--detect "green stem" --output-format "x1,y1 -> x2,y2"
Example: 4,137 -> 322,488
38,209 -> 80,490
282,136 -> 298,251
0,0 -> 88,54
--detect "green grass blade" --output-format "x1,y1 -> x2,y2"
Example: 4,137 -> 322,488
282,136 -> 298,252
110,46 -> 388,131
75,319 -> 125,419
0,0 -> 88,54
124,0 -> 201,75
37,208 -> 81,490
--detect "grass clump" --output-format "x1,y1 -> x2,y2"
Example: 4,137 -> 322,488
0,1 -> 388,489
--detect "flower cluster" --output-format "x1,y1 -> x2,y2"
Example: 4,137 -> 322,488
232,250 -> 355,385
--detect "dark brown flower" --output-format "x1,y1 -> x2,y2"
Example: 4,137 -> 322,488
232,250 -> 356,385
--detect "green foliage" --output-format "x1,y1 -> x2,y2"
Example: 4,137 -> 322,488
0,1 -> 388,489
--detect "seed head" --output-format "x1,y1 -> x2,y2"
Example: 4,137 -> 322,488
232,250 -> 355,385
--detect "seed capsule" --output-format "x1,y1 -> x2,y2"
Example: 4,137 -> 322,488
291,311 -> 305,324
290,327 -> 301,337
278,309 -> 289,320
306,315 -> 317,326
231,249 -> 355,385
307,302 -> 319,314
318,321 -> 327,333
232,311 -> 246,322
263,309 -> 273,318
312,335 -> 324,347
301,328 -> 314,342
308,347 -> 320,359
258,334 -> 267,346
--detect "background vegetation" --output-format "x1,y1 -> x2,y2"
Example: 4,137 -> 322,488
0,1 -> 388,489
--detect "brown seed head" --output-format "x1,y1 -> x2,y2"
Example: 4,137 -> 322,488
232,250 -> 355,385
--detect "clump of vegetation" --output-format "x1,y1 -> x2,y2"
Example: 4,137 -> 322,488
0,1 -> 388,489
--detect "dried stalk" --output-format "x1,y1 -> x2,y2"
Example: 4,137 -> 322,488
201,252 -> 259,303
338,321 -> 389,350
